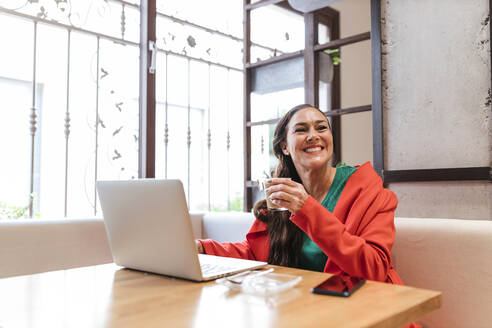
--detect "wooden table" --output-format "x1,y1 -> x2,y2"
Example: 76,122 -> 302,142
0,264 -> 440,328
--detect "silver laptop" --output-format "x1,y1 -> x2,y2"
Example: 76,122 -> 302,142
96,179 -> 267,281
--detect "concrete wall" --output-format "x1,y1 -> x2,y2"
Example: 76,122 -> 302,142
381,0 -> 491,220
330,0 -> 373,166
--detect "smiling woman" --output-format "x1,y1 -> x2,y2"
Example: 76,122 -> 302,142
197,105 -> 423,328
197,103 -> 419,322
275,104 -> 335,202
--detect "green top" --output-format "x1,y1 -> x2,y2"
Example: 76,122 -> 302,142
298,165 -> 357,272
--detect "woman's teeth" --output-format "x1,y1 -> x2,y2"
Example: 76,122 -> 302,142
305,147 -> 322,153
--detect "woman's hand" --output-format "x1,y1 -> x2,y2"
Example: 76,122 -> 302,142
195,240 -> 204,254
266,178 -> 309,214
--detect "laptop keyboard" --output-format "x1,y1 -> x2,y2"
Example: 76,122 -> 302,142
197,254 -> 267,280
200,263 -> 236,276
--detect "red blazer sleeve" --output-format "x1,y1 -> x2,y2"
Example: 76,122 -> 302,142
198,239 -> 256,260
291,188 -> 397,282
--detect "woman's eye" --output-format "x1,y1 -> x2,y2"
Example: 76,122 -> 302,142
317,125 -> 328,130
295,128 -> 306,132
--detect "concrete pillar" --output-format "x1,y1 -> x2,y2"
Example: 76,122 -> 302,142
381,0 -> 491,219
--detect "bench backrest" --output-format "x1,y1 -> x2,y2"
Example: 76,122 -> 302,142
0,214 -> 205,278
0,219 -> 112,278
393,218 -> 492,328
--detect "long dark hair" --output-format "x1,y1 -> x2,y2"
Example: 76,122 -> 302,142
253,104 -> 328,267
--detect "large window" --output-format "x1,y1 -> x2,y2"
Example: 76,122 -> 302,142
0,1 -> 141,218
153,0 -> 245,211
0,0 -> 248,218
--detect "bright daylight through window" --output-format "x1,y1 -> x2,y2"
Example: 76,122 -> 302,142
0,0 -> 306,219
0,0 -> 246,218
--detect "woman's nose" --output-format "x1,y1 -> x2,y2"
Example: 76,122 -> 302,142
307,129 -> 318,141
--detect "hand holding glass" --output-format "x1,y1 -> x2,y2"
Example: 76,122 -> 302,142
258,178 -> 290,211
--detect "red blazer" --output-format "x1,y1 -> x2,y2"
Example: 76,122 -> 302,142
200,162 -> 404,284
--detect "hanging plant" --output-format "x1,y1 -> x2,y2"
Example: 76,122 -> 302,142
324,48 -> 341,66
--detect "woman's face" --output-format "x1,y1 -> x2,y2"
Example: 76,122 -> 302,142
281,107 -> 333,172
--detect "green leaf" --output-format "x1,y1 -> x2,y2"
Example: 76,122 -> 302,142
324,49 -> 340,55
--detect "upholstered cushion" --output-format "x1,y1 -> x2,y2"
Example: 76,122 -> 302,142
0,213 -> 206,278
189,212 -> 204,239
201,211 -> 255,243
0,218 -> 112,278
393,218 -> 492,328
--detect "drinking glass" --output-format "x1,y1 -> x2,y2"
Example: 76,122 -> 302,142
258,178 -> 290,211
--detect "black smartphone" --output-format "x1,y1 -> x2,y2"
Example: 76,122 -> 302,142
311,275 -> 366,297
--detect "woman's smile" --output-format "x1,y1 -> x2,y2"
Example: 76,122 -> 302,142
281,107 -> 334,171
303,145 -> 324,153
